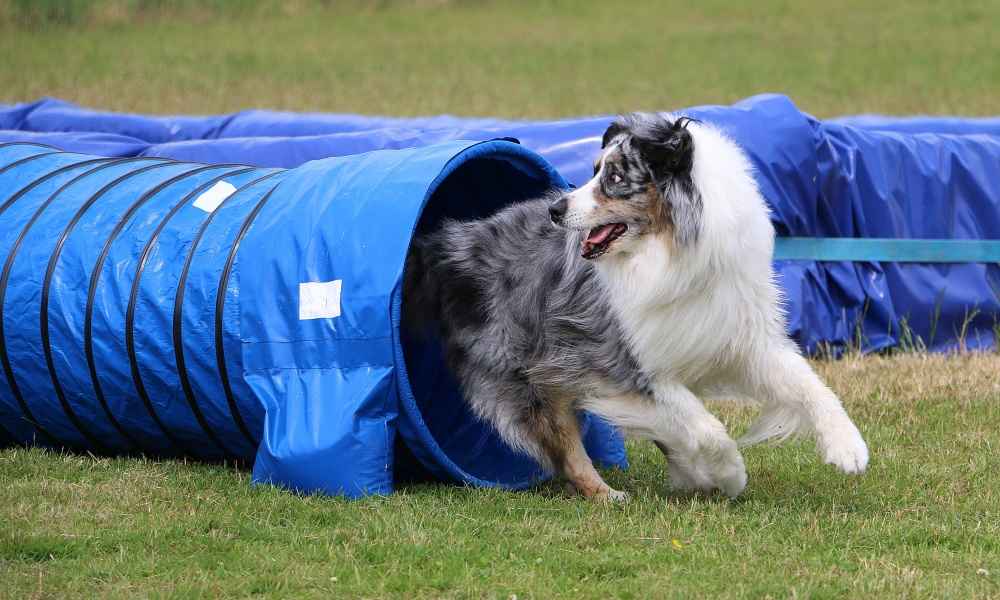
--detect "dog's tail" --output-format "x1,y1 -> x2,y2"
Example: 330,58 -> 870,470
401,235 -> 443,338
737,404 -> 806,448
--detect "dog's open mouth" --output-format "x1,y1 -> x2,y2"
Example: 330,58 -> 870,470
581,223 -> 627,259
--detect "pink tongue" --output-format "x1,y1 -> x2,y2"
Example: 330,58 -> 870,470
586,224 -> 618,245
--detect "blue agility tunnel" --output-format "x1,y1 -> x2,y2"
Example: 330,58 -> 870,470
3,94 -> 1000,498
4,94 -> 1000,355
0,140 -> 626,497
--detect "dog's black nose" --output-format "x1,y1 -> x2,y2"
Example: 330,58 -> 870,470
549,197 -> 568,225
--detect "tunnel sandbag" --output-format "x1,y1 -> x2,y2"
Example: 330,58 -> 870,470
0,140 -> 627,497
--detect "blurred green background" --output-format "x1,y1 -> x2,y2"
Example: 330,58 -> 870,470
2,0 -> 998,118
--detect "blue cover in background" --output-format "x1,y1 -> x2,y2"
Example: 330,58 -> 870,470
4,94 -> 999,353
1,94 -> 1000,497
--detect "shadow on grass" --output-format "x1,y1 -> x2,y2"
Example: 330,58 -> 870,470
0,534 -> 86,563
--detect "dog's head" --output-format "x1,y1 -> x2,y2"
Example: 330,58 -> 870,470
549,113 -> 702,260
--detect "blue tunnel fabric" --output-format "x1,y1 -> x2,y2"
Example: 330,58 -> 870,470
2,93 -> 1000,496
4,94 -> 1000,353
0,139 -> 626,497
829,113 -> 1000,136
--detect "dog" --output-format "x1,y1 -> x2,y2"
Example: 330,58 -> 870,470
403,113 -> 869,500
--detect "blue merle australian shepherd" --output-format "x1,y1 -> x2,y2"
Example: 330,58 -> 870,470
404,114 -> 868,501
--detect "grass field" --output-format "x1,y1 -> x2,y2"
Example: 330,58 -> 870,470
3,355 -> 1000,598
2,1 -> 1000,598
2,0 -> 1000,118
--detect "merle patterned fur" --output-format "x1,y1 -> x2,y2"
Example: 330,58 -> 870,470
403,114 -> 699,492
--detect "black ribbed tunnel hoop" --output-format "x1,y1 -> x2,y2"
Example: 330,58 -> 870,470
213,184 -> 283,449
82,163 -> 247,455
0,148 -> 75,443
124,169 -> 276,460
0,157 -> 123,446
215,185 -> 281,445
0,141 -> 60,152
0,150 -> 65,176
0,157 -> 143,447
117,166 -> 259,458
170,171 -> 282,456
41,159 -> 180,453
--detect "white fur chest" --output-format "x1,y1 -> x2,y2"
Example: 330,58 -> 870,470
596,240 -> 742,384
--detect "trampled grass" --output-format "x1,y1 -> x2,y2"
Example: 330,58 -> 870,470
2,2 -> 1000,598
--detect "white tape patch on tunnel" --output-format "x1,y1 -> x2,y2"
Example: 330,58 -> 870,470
192,180 -> 237,212
298,280 -> 343,320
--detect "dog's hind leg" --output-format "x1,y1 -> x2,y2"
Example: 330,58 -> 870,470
533,403 -> 628,502
739,344 -> 869,474
471,384 -> 626,502
555,429 -> 629,502
581,384 -> 747,498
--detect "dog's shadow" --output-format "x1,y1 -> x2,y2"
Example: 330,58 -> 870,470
399,441 -> 877,515
397,466 -> 875,517
589,455 -> 876,514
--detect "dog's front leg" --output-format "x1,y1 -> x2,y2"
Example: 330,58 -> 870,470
650,381 -> 747,498
740,346 -> 869,474
581,384 -> 747,498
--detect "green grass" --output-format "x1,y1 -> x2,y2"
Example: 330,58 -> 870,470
1,0 -> 999,118
3,355 -> 1000,598
2,2 -> 1000,597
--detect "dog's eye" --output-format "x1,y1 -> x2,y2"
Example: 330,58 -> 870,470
611,173 -> 623,184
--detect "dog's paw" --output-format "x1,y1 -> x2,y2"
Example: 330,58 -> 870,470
711,453 -> 748,498
669,441 -> 747,498
819,423 -> 869,474
597,488 -> 630,503
667,461 -> 701,493
704,444 -> 747,498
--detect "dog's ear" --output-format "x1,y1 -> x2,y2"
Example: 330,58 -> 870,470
632,117 -> 695,177
601,120 -> 628,148
634,117 -> 701,246
663,176 -> 702,247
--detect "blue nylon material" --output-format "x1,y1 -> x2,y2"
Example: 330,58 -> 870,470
3,94 -> 1000,495
4,158 -> 169,448
239,140 -> 625,496
0,142 -> 60,165
0,129 -> 149,157
96,166 -> 266,457
4,98 -> 231,143
0,140 -> 627,498
830,113 -> 1000,136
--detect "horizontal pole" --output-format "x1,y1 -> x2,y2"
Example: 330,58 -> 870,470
774,237 -> 1000,263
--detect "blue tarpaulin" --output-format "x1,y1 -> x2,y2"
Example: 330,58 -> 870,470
0,139 -> 628,496
1,94 -> 998,496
